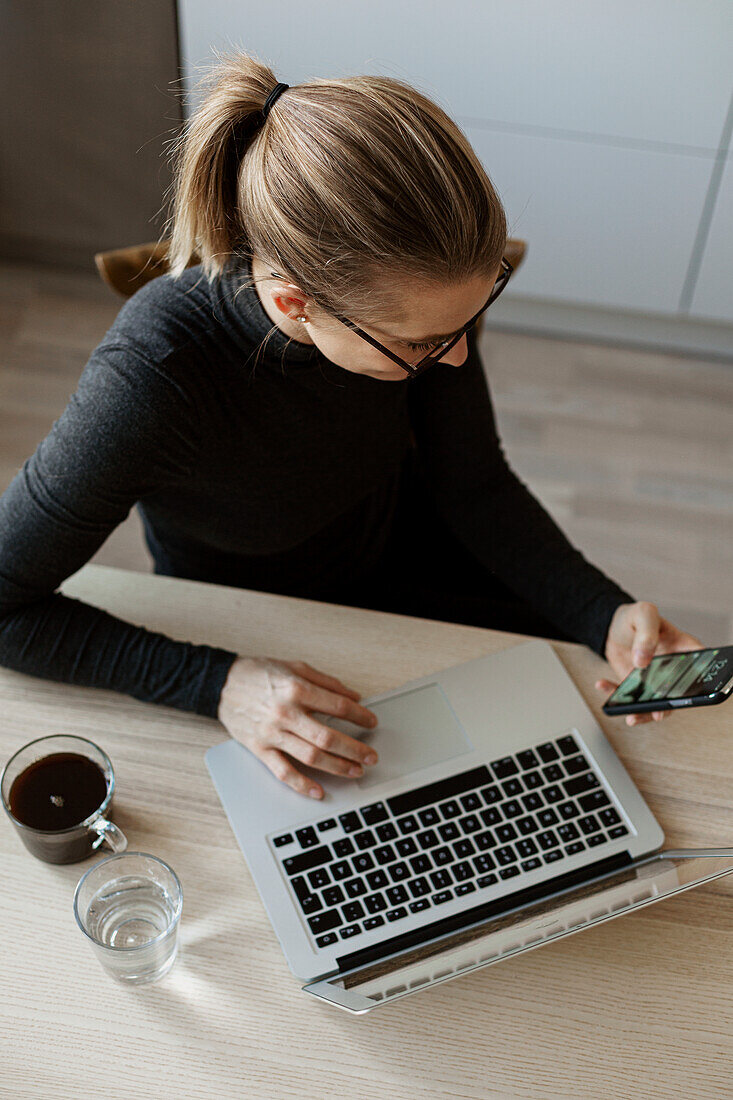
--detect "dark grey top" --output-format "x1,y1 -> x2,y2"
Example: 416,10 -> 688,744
0,262 -> 632,718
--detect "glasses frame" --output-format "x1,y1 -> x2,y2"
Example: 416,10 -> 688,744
332,255 -> 514,379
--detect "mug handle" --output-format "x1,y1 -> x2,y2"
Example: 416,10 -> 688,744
90,817 -> 128,853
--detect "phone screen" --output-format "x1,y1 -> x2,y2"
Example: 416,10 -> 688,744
607,649 -> 732,707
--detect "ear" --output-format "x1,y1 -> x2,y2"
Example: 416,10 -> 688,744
269,283 -> 310,323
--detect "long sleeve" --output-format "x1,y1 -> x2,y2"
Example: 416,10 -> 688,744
0,340 -> 237,717
407,334 -> 634,655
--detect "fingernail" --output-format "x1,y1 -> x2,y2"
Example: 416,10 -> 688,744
349,765 -> 363,777
365,753 -> 377,765
309,786 -> 322,799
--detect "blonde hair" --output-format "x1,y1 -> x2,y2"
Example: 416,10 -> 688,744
166,51 -> 507,325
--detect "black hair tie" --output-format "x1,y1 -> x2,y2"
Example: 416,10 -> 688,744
261,82 -> 290,122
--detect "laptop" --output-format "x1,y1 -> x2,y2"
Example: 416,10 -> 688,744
205,639 -> 733,1012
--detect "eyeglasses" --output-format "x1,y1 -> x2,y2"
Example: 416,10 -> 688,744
333,255 -> 513,379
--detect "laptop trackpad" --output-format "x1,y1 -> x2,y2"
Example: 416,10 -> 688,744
353,683 -> 473,789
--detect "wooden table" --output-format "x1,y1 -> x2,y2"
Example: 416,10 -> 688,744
2,564 -> 732,1099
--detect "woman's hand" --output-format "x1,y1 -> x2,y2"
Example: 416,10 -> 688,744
217,656 -> 379,799
596,601 -> 702,726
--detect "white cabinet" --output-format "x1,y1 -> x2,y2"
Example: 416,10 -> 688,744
689,155 -> 733,324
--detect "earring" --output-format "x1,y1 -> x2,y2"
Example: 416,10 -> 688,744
296,315 -> 308,323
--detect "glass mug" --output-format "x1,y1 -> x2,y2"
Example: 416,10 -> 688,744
1,735 -> 127,864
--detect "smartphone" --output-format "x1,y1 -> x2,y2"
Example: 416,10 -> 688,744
602,646 -> 733,716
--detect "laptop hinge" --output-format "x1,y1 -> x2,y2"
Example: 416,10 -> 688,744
336,851 -> 631,973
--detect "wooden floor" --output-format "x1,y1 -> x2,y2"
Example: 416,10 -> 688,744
1,258 -> 732,646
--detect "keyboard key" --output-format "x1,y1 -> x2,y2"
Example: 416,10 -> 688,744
474,853 -> 497,874
386,885 -> 409,905
333,838 -> 355,858
323,885 -> 345,906
296,826 -> 319,848
557,823 -> 580,842
290,876 -> 310,901
409,898 -> 430,913
426,868 -> 451,892
410,854 -> 432,875
339,923 -> 361,939
517,749 -> 540,770
344,878 -> 367,898
477,873 -> 498,888
308,868 -> 331,890
453,860 -> 474,881
398,814 -> 419,834
387,765 -> 491,816
578,815 -> 601,836
480,807 -> 502,827
538,808 -> 559,827
496,823 -> 517,843
499,865 -> 520,880
564,773 -> 601,797
502,799 -> 522,818
352,853 -> 374,874
521,857 -> 542,872
361,802 -> 389,825
495,846 -> 517,866
542,764 -> 564,784
537,743 -> 559,763
354,829 -> 377,850
396,837 -> 418,857
433,891 -> 453,905
418,807 -> 441,826
409,876 -> 430,897
433,845 -> 453,866
364,915 -> 385,930
460,792 -> 482,812
374,844 -> 397,865
438,822 -> 460,842
342,901 -> 365,922
564,755 -> 590,775
544,849 -> 564,863
456,882 -> 477,896
565,841 -> 585,855
389,861 -> 410,882
417,829 -> 440,849
331,860 -> 351,881
376,821 -> 398,842
273,833 -> 293,847
308,910 -> 341,935
283,846 -> 333,875
609,825 -> 629,838
439,799 -> 462,818
317,818 -> 337,832
460,814 -> 481,834
501,777 -> 524,798
480,785 -> 502,804
366,869 -> 389,890
364,892 -> 388,914
453,838 -> 476,859
316,932 -> 338,947
475,830 -> 496,851
600,808 -> 622,827
523,770 -> 544,790
386,906 -> 408,922
537,830 -> 559,850
339,812 -> 362,833
522,793 -> 543,813
544,785 -> 564,804
578,790 -> 611,813
558,801 -> 580,820
587,833 -> 608,847
516,837 -> 538,858
516,815 -> 537,836
557,735 -> 579,756
491,756 -> 519,779
297,893 -> 322,915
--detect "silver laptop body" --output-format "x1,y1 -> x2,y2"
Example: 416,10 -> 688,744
206,640 -> 707,1010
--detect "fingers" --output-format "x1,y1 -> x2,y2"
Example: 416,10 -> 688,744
276,730 -> 369,779
595,678 -> 617,694
629,602 -> 661,667
255,746 -> 325,800
294,679 -> 378,730
285,660 -> 363,701
285,711 -> 378,767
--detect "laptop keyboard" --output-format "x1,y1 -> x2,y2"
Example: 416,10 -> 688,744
269,731 -> 631,950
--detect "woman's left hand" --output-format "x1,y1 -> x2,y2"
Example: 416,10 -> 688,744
596,601 -> 702,727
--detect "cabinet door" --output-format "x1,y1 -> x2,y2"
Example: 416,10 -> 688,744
466,126 -> 716,314
689,155 -> 733,324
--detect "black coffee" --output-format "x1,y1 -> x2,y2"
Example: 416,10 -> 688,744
9,752 -> 107,831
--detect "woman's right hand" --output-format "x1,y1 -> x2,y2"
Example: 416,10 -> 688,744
217,656 -> 379,800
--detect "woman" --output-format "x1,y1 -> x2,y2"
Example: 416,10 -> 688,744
0,54 -> 699,800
